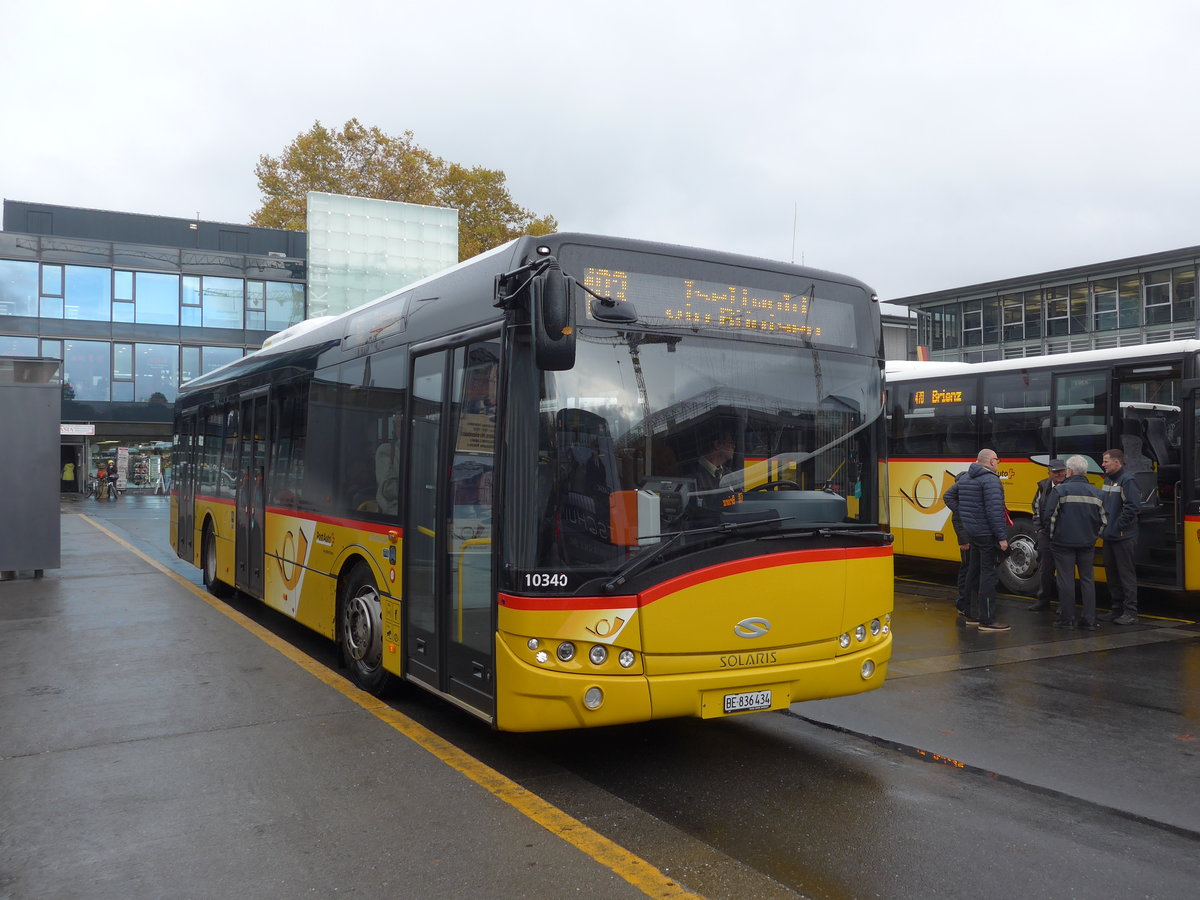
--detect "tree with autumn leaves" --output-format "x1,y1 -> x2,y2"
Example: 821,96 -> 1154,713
250,119 -> 557,261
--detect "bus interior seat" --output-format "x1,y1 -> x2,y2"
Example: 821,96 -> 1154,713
1144,417 -> 1175,465
1120,417 -> 1152,474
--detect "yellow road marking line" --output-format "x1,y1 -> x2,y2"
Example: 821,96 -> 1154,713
79,515 -> 702,900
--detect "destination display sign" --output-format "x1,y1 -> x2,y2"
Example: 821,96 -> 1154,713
909,386 -> 967,406
579,267 -> 859,349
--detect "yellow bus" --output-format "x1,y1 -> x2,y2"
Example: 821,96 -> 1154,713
886,341 -> 1196,595
171,233 -> 893,731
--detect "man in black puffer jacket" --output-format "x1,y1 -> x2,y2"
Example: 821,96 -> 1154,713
943,448 -> 1011,631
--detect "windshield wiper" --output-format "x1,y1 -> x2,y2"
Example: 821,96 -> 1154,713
601,514 -> 793,593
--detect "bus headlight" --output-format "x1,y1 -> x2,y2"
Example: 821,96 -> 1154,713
618,649 -> 636,668
535,650 -> 549,664
588,644 -> 608,665
861,659 -> 876,679
855,624 -> 867,642
870,618 -> 881,636
527,638 -> 540,651
583,687 -> 604,709
839,632 -> 851,649
557,641 -> 576,662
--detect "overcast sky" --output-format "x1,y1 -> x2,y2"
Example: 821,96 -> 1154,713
3,1 -> 1198,301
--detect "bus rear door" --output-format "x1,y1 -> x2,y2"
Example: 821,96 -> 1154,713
235,391 -> 268,598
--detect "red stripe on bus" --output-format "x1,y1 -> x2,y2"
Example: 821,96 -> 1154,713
500,545 -> 892,611
192,495 -> 401,537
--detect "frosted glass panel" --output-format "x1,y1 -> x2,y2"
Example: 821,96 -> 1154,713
305,191 -> 459,318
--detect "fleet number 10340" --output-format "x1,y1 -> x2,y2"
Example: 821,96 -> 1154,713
524,572 -> 569,588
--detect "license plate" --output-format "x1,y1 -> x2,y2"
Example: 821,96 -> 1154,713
723,689 -> 772,714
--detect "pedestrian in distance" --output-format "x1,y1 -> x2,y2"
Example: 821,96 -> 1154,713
1100,448 -> 1140,624
943,448 -> 1011,632
945,469 -> 972,616
1045,455 -> 1107,629
1028,458 -> 1070,612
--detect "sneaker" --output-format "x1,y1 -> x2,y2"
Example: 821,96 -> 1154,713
1100,612 -> 1118,622
1078,620 -> 1099,629
964,617 -> 980,626
978,622 -> 1011,632
1053,619 -> 1075,628
1113,614 -> 1138,625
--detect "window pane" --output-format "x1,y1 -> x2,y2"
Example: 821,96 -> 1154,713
0,259 -> 39,316
1172,266 -> 1195,323
202,346 -> 242,374
1069,283 -> 1089,333
181,347 -> 200,383
265,281 -> 305,331
41,265 -> 63,295
113,301 -> 135,323
114,343 -> 133,378
1119,275 -> 1141,327
135,272 -> 180,325
115,271 -> 134,301
63,340 -> 111,402
135,343 -> 180,402
41,339 -> 62,359
182,275 -> 201,306
41,296 -> 64,318
64,265 -> 112,321
202,276 -> 243,328
246,280 -> 266,310
1023,290 -> 1042,339
112,381 -> 134,401
181,306 -> 201,327
0,335 -> 38,356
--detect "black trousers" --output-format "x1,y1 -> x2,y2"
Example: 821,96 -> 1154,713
1102,539 -> 1138,616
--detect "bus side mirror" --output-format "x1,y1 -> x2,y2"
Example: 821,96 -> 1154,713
532,268 -> 576,371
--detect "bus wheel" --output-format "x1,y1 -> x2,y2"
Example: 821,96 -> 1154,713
1000,518 -> 1040,596
338,562 -> 391,696
202,526 -> 234,599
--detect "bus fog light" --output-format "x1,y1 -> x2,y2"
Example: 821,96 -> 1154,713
839,632 -> 851,648
870,618 -> 881,636
583,687 -> 604,709
618,649 -> 635,668
861,659 -> 876,679
557,641 -> 576,662
855,624 -> 867,642
527,638 -> 540,651
535,650 -> 549,664
588,644 -> 608,665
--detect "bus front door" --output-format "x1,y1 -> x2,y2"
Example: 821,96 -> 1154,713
235,393 -> 267,598
404,343 -> 498,719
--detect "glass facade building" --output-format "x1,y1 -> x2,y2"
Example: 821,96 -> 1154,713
893,245 -> 1200,362
0,197 -> 457,491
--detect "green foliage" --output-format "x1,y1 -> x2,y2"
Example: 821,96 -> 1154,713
251,119 -> 557,260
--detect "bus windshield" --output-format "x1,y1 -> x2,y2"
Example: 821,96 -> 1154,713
507,329 -> 883,585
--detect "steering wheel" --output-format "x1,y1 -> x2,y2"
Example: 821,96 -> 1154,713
748,480 -> 801,492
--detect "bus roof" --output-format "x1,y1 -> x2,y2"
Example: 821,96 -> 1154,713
887,339 -> 1200,381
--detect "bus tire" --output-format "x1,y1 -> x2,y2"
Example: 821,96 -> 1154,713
1000,518 -> 1040,596
338,561 -> 391,696
202,525 -> 234,599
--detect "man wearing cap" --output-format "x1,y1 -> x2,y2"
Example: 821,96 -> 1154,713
1028,458 -> 1070,611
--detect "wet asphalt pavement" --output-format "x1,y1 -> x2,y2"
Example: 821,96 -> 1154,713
2,495 -> 1198,899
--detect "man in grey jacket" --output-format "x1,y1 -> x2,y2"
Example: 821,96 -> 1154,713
943,448 -> 1011,632
1045,455 -> 1107,629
